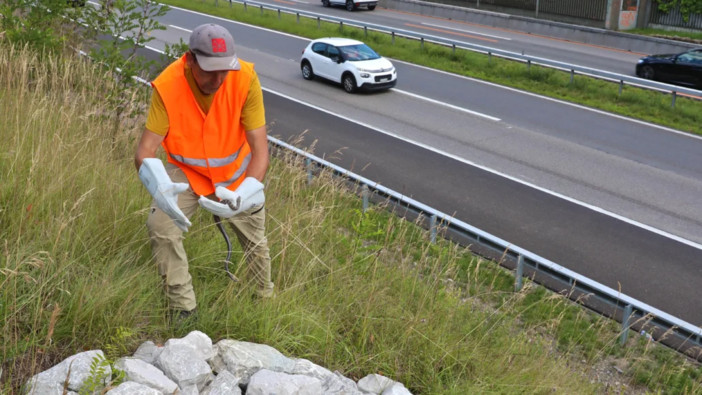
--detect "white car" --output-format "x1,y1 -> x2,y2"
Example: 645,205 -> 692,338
300,37 -> 397,93
322,0 -> 376,11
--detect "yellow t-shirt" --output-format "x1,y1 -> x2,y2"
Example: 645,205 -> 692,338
145,64 -> 266,136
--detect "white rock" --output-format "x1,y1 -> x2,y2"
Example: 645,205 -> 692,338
133,341 -> 163,365
114,357 -> 177,394
382,382 -> 412,395
211,340 -> 296,384
179,384 -> 200,395
201,370 -> 242,395
155,343 -> 213,391
105,381 -> 162,395
358,373 -> 395,394
291,358 -> 361,394
164,330 -> 214,361
247,369 -> 323,395
25,350 -> 108,394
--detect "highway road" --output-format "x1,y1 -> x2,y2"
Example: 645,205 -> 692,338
139,4 -> 702,327
246,0 -> 656,75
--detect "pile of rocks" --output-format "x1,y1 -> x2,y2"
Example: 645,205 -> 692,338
25,330 -> 412,395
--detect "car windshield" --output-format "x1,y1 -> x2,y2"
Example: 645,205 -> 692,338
339,44 -> 380,61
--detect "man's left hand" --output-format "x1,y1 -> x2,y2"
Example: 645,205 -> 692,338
198,177 -> 265,218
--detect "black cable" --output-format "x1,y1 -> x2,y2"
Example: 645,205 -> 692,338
213,214 -> 238,282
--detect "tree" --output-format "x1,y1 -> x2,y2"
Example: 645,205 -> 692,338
657,0 -> 702,22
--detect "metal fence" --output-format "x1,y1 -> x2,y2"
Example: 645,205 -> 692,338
649,1 -> 702,30
422,0 -> 608,22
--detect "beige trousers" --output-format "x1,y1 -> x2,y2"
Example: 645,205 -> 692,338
146,163 -> 274,311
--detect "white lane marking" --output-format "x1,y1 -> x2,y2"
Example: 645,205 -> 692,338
393,89 -> 501,121
395,59 -> 702,140
164,5 -> 699,140
421,22 -> 512,40
169,24 -> 191,33
264,87 -> 702,252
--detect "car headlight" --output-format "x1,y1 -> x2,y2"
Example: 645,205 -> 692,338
637,59 -> 644,64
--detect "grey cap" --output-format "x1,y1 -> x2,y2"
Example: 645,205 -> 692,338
189,23 -> 240,71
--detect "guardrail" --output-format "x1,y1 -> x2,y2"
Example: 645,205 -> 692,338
227,0 -> 702,107
268,135 -> 702,358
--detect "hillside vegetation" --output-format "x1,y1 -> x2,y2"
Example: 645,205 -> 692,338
2,37 -> 702,393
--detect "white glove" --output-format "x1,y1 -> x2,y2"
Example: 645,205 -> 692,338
198,177 -> 265,219
139,158 -> 192,232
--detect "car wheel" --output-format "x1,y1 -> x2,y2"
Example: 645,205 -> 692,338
322,0 -> 330,6
301,61 -> 314,80
368,4 -> 376,9
342,74 -> 357,93
640,65 -> 655,80
346,0 -> 354,11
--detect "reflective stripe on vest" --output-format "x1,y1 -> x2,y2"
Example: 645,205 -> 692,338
152,55 -> 255,196
169,141 -> 248,169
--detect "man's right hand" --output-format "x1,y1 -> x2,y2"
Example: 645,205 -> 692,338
138,158 -> 192,232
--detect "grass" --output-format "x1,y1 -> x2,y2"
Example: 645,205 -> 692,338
155,0 -> 702,135
2,41 -> 702,394
627,27 -> 702,43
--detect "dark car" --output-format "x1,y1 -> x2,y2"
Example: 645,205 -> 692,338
635,48 -> 702,90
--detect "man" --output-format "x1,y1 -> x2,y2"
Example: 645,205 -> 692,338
134,23 -> 274,320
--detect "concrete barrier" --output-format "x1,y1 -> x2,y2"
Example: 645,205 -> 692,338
381,0 -> 698,55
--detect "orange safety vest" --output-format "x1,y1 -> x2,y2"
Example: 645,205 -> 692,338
152,54 -> 254,196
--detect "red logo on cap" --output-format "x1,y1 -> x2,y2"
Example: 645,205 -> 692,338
211,38 -> 227,53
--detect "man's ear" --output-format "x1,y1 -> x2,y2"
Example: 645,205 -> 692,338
185,51 -> 195,67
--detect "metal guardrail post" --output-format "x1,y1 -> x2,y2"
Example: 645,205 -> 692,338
243,1 -> 247,10
340,21 -> 343,31
364,26 -> 367,37
570,70 -> 574,85
362,184 -> 369,212
296,12 -> 299,23
527,59 -> 531,71
515,254 -> 524,292
278,9 -> 281,19
305,157 -> 313,185
429,214 -> 437,243
317,16 -> 320,29
620,304 -> 633,345
421,37 -> 424,50
391,31 -> 395,44
260,4 -> 263,15
619,80 -> 623,95
452,44 -> 455,55
671,91 -> 677,108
